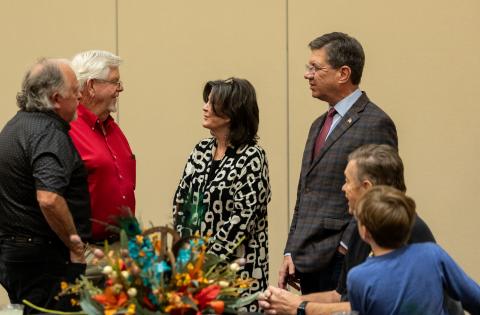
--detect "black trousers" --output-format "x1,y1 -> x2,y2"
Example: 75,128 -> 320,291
0,236 -> 86,315
297,251 -> 345,294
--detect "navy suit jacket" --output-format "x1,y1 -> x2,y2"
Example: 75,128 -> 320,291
285,92 -> 398,273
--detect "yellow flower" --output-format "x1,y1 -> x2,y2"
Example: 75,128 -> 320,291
126,303 -> 136,315
60,281 -> 68,290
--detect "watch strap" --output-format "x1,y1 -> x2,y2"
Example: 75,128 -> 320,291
297,300 -> 309,315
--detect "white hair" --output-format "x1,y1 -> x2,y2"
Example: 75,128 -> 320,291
71,50 -> 122,88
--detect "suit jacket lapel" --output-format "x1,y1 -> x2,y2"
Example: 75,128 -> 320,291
306,93 -> 370,175
300,114 -> 326,185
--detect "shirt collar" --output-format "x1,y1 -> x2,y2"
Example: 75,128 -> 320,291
77,104 -> 114,129
38,110 -> 71,131
333,88 -> 362,117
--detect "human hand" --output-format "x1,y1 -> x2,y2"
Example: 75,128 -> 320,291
69,234 -> 86,263
258,285 -> 302,315
278,255 -> 298,289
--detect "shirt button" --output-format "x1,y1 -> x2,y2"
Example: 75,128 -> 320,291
91,127 -> 95,130
119,175 -> 123,179
122,195 -> 126,199
113,155 -> 117,159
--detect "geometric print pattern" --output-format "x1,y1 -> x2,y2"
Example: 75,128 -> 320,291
173,137 -> 271,312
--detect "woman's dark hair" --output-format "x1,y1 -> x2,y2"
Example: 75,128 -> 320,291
202,77 -> 259,147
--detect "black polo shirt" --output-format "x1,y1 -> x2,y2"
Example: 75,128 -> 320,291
337,214 -> 435,300
0,110 -> 91,241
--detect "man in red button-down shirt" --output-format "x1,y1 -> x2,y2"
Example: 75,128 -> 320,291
69,50 -> 136,243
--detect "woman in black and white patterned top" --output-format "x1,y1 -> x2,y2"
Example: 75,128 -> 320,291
173,78 -> 271,312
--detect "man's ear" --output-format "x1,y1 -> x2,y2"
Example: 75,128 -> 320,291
86,79 -> 95,96
362,179 -> 373,190
51,92 -> 61,109
337,65 -> 352,84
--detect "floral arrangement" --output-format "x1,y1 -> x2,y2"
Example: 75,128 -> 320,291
27,217 -> 256,315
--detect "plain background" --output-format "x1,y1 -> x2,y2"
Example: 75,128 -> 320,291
0,0 -> 479,306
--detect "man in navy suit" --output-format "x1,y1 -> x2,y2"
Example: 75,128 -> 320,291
279,32 -> 398,294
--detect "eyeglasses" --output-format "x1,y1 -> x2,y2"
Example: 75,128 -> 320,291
305,64 -> 330,74
93,78 -> 123,88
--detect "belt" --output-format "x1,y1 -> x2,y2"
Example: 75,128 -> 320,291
0,235 -> 59,245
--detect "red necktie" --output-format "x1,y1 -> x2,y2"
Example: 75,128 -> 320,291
314,107 -> 336,157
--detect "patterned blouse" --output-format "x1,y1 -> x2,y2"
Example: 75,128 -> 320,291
173,137 -> 271,312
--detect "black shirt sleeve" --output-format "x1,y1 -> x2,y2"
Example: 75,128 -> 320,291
31,129 -> 75,196
408,214 -> 436,244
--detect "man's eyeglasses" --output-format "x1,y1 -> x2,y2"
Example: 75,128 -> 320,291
305,64 -> 329,74
93,78 -> 123,88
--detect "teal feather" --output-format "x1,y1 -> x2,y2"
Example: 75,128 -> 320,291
115,215 -> 142,237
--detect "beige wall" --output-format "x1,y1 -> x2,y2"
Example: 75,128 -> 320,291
0,0 -> 478,305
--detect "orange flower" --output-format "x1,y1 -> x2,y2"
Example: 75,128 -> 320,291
92,286 -> 129,309
60,281 -> 68,291
192,252 -> 205,277
154,239 -> 162,254
208,300 -> 225,314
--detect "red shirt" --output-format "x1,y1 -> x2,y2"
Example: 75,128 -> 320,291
69,104 -> 135,241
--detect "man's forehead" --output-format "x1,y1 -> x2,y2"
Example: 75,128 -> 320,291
107,66 -> 120,77
345,160 -> 359,176
309,49 -> 329,65
347,159 -> 357,169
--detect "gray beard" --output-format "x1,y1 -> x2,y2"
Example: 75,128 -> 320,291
108,100 -> 118,113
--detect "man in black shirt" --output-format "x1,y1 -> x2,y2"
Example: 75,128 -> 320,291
259,144 -> 457,314
0,58 -> 91,313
